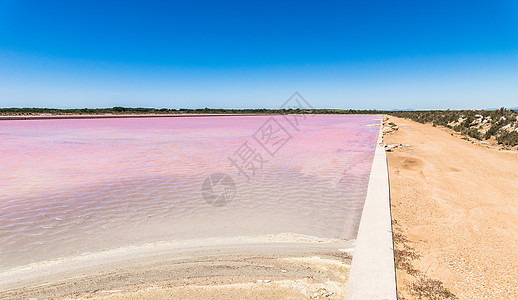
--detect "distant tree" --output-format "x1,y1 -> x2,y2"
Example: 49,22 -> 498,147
112,106 -> 125,112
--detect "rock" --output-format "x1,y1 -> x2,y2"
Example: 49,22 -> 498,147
257,279 -> 271,283
385,144 -> 399,151
314,288 -> 333,297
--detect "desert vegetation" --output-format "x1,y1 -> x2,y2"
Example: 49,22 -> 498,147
390,108 -> 518,147
392,219 -> 457,299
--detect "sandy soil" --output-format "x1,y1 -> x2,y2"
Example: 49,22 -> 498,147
385,116 -> 518,299
0,240 -> 352,300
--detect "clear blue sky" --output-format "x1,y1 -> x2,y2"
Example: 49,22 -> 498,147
1,0 -> 517,109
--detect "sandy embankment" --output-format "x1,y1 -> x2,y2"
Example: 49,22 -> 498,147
385,116 -> 518,299
0,235 -> 353,299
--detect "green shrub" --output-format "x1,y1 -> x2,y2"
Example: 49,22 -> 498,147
464,128 -> 482,140
484,124 -> 501,139
497,131 -> 518,146
460,115 -> 474,128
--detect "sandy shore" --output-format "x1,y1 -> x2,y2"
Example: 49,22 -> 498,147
385,116 -> 518,299
0,236 -> 353,299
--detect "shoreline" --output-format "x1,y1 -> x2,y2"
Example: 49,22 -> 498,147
0,234 -> 354,299
0,114 -> 259,121
0,113 -> 380,121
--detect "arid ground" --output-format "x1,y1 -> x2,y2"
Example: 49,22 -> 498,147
385,116 -> 518,299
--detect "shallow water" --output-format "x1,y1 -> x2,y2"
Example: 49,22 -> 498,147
0,115 -> 379,272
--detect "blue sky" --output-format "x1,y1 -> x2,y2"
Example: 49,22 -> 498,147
1,0 -> 517,109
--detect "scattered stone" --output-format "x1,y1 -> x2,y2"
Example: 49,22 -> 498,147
382,117 -> 399,135
256,279 -> 271,283
314,288 -> 333,297
384,143 -> 409,152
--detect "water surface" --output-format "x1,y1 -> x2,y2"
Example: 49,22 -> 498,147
0,115 -> 379,271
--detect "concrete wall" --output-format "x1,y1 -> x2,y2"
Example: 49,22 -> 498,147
345,123 -> 397,299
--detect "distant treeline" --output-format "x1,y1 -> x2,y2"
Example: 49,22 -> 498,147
0,107 -> 385,115
2,106 -> 517,146
1,106 -> 516,116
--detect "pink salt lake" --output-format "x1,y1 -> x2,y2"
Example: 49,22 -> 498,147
0,115 -> 380,271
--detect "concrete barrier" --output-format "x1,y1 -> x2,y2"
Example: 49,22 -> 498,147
345,122 -> 397,299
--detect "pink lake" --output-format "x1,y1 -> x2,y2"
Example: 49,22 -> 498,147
0,115 -> 380,271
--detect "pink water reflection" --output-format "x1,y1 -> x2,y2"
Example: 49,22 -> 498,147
0,115 -> 380,271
